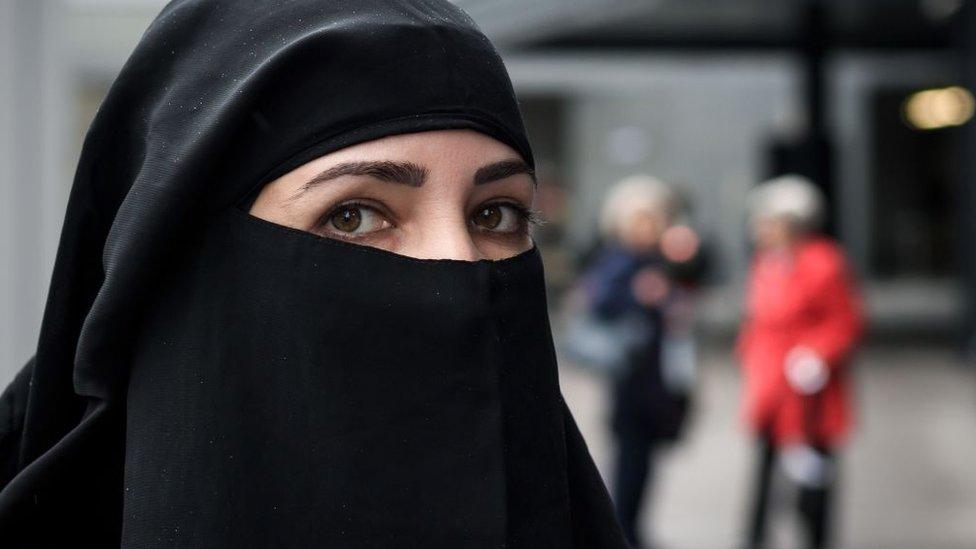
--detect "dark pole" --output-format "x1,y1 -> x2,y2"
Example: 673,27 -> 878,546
959,0 -> 976,359
801,0 -> 834,235
769,0 -> 835,234
803,0 -> 826,140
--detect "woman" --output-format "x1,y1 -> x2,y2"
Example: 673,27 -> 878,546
581,176 -> 698,549
737,175 -> 863,549
0,1 -> 628,547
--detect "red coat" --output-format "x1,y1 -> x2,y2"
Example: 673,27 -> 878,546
736,237 -> 864,448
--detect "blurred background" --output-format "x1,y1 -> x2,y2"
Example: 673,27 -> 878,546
1,0 -> 975,547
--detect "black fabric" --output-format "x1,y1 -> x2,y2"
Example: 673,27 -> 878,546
610,300 -> 688,442
612,433 -> 657,547
744,436 -> 777,549
0,360 -> 34,488
744,437 -> 835,549
0,0 -> 627,546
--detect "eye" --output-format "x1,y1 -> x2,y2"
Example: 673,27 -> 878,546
471,202 -> 531,234
321,203 -> 391,238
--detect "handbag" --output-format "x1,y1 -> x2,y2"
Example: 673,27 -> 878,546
555,295 -> 651,378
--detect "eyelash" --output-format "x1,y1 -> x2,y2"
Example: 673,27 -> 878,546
474,200 -> 545,233
316,199 -> 544,239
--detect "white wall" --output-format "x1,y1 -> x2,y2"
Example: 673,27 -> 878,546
0,0 -> 71,388
0,0 -> 162,389
507,53 -> 802,281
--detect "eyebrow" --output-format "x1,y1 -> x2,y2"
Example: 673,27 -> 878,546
293,161 -> 428,198
474,159 -> 536,187
291,158 -> 535,199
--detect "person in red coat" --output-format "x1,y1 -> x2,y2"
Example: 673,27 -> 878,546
736,175 -> 864,549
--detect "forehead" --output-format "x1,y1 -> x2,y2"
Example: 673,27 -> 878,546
261,129 -> 535,200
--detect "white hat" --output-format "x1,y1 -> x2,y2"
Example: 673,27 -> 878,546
599,174 -> 677,238
748,174 -> 825,232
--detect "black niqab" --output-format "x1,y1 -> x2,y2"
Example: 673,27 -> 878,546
0,1 -> 628,546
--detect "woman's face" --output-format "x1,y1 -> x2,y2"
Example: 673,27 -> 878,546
752,216 -> 796,251
618,209 -> 666,254
249,129 -> 538,261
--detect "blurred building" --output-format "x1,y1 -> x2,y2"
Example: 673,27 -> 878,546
2,0 -> 975,384
465,0 -> 973,345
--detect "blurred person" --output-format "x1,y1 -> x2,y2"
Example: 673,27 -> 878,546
737,175 -> 864,549
0,1 -> 630,547
657,191 -> 708,410
579,175 -> 703,549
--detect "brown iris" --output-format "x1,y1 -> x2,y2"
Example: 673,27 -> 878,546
330,207 -> 362,232
474,205 -> 503,229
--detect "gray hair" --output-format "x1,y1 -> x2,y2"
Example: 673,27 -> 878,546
748,174 -> 825,233
599,174 -> 678,239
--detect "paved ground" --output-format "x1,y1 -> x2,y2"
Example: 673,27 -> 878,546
559,344 -> 976,549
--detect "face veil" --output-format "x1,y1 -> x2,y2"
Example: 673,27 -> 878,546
0,1 -> 627,547
122,211 -> 580,547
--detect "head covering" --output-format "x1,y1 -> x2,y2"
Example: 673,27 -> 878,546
0,1 -> 627,546
748,174 -> 825,233
599,174 -> 678,239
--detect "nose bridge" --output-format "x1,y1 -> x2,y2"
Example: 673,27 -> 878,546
417,209 -> 480,261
